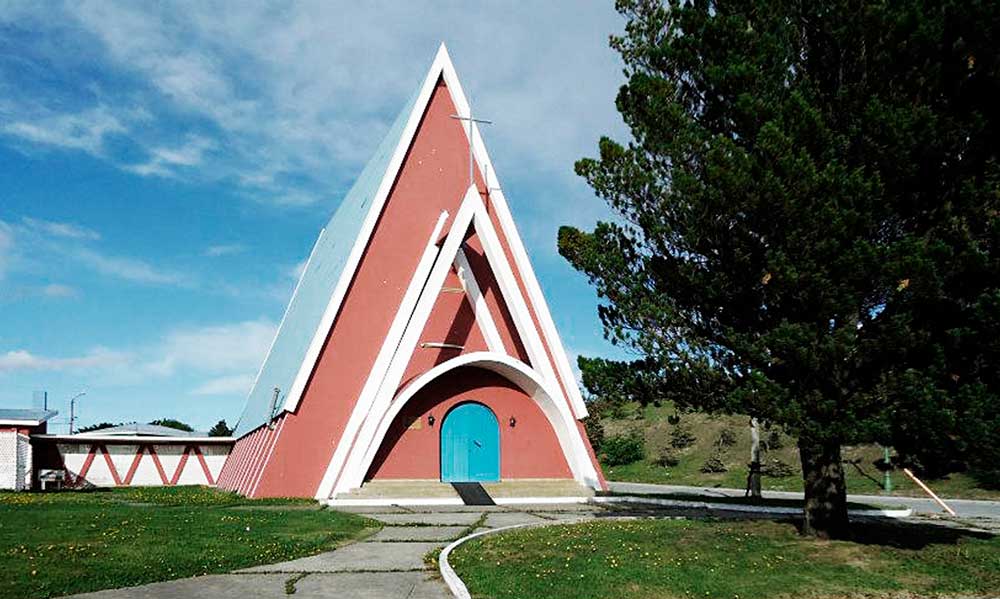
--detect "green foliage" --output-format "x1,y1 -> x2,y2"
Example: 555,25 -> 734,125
601,433 -> 646,466
762,459 -> 796,478
716,427 -> 737,449
578,356 -> 663,409
700,455 -> 728,473
583,416 -> 606,452
561,0 -> 1000,533
669,423 -> 697,449
148,418 -> 194,432
208,419 -> 233,437
764,430 -> 785,451
654,447 -> 680,468
75,422 -> 122,434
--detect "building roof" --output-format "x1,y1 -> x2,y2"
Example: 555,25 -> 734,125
232,75 -> 423,439
0,408 -> 58,425
76,423 -> 208,437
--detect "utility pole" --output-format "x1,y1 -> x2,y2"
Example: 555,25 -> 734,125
68,391 -> 86,435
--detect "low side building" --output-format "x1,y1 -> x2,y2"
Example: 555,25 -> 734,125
32,424 -> 233,488
0,409 -> 57,491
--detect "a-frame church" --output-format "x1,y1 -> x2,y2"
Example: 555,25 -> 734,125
217,45 -> 606,503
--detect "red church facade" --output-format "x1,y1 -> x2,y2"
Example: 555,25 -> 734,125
218,45 -> 605,502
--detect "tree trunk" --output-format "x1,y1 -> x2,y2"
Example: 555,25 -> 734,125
798,438 -> 849,538
747,418 -> 762,498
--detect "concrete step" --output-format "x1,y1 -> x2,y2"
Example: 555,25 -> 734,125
335,478 -> 595,501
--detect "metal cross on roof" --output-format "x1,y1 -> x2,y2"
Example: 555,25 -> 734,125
450,107 -> 492,191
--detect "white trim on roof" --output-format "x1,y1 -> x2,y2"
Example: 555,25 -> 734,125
279,45 -> 452,417
0,411 -> 57,426
454,247 -> 504,353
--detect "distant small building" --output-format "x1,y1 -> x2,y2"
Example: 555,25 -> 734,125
0,408 -> 57,491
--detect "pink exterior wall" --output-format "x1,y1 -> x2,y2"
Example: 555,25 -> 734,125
368,366 -> 572,480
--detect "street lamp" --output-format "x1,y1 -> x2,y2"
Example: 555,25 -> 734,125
68,391 -> 86,435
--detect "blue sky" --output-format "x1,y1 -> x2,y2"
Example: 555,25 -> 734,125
0,2 -> 630,433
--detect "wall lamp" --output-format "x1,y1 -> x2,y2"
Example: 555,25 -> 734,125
428,414 -> 436,427
509,416 -> 516,427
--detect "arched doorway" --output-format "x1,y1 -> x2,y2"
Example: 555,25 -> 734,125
440,402 -> 500,482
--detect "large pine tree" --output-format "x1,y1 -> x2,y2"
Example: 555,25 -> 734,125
561,0 -> 1000,537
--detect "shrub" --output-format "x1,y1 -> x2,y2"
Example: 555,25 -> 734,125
764,430 -> 784,450
655,447 -> 679,468
670,423 -> 696,449
716,427 -> 737,449
700,456 -> 727,473
762,459 -> 795,478
607,402 -> 628,419
584,417 -> 605,453
602,433 -> 645,466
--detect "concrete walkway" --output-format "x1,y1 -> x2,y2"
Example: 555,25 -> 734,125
70,504 -> 602,599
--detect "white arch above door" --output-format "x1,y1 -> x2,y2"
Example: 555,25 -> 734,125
339,351 -> 601,494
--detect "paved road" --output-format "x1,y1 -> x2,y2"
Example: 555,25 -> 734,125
69,504 -> 601,599
609,481 -> 1000,520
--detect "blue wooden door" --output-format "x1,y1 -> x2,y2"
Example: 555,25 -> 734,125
440,402 -> 500,482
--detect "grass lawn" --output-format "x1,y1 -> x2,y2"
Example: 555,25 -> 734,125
450,518 -> 1000,599
601,401 -> 1000,500
0,486 -> 378,599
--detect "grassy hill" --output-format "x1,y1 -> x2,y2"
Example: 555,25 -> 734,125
597,401 -> 1000,501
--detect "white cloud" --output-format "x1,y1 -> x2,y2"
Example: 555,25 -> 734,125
0,320 -> 275,399
191,373 -> 254,396
41,283 -> 78,298
289,259 -> 308,281
147,319 -> 276,376
204,243 -> 247,257
22,217 -> 101,241
1,105 -> 126,156
125,134 -> 216,178
0,347 -> 129,373
0,221 -> 12,280
0,217 -> 188,289
2,2 -> 625,213
73,247 -> 186,286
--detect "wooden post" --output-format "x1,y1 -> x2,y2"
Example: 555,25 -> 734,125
903,468 -> 956,515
